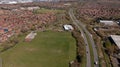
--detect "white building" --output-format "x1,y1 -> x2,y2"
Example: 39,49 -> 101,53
25,31 -> 37,41
99,20 -> 116,25
63,24 -> 73,31
20,6 -> 40,10
27,6 -> 40,10
64,3 -> 71,6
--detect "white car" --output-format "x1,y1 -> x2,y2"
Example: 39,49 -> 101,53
94,61 -> 98,65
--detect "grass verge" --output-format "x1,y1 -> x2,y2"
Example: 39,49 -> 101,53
102,49 -> 112,67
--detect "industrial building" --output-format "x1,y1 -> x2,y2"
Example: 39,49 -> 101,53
110,35 -> 120,50
99,20 -> 117,26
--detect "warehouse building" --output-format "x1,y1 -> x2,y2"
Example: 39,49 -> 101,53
99,20 -> 117,26
110,35 -> 120,49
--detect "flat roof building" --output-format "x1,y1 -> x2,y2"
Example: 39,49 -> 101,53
110,35 -> 120,49
99,20 -> 116,26
63,24 -> 73,31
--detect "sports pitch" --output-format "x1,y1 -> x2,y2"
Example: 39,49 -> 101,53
1,31 -> 76,67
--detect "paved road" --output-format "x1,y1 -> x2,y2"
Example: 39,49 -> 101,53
69,8 -> 99,67
69,9 -> 91,67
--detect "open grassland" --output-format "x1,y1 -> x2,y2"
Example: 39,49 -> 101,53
33,8 -> 65,14
1,31 -> 76,67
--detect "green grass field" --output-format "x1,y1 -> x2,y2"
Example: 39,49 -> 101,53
33,8 -> 65,14
1,31 -> 76,67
